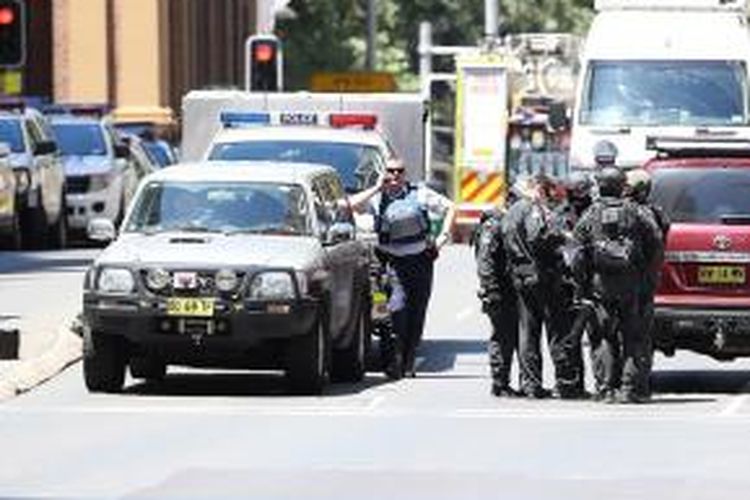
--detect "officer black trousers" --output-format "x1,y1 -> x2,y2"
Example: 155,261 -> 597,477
486,296 -> 519,389
516,282 -> 581,396
390,250 -> 434,372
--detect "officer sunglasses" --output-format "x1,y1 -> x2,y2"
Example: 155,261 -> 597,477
386,167 -> 405,174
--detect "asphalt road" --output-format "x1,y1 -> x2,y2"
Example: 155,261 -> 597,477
1,246 -> 750,499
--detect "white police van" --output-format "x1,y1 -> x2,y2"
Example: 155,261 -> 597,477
570,0 -> 750,169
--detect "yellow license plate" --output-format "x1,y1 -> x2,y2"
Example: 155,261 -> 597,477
166,297 -> 215,317
697,266 -> 746,285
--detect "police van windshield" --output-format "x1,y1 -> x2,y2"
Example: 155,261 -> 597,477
125,181 -> 311,235
0,119 -> 25,153
52,123 -> 108,156
650,167 -> 750,224
208,141 -> 382,193
580,60 -> 747,127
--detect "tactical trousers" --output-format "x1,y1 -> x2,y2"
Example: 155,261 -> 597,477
516,282 -> 581,395
390,250 -> 434,372
486,294 -> 519,389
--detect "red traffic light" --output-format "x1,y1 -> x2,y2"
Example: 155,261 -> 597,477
0,7 -> 15,25
253,43 -> 275,63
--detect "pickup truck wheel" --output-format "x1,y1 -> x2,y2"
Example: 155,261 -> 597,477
286,307 -> 329,395
47,194 -> 68,250
129,356 -> 167,382
331,292 -> 370,383
0,209 -> 21,250
83,332 -> 126,393
21,201 -> 47,250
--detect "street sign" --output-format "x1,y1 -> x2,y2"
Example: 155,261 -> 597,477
310,72 -> 396,93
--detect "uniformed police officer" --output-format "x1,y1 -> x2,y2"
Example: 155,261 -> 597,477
502,174 -> 582,398
573,167 -> 661,403
350,159 -> 456,378
625,168 -> 669,399
475,199 -> 519,397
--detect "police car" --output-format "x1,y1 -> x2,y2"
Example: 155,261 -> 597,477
204,111 -> 395,193
82,162 -> 371,395
45,106 -> 146,234
0,102 -> 67,249
646,136 -> 750,361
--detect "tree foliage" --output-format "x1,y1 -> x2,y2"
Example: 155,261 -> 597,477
278,0 -> 595,90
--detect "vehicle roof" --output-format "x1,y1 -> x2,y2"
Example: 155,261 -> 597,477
211,125 -> 387,148
586,11 -> 750,60
47,114 -> 106,125
145,161 -> 337,184
645,156 -> 750,170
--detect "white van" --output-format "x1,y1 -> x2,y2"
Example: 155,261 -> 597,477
570,0 -> 750,169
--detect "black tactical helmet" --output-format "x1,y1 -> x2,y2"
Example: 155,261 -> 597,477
566,171 -> 594,199
593,140 -> 618,167
597,166 -> 627,197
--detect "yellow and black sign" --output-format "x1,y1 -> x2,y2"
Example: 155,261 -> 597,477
310,72 -> 397,93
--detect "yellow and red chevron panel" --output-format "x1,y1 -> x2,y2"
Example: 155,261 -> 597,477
459,169 -> 505,205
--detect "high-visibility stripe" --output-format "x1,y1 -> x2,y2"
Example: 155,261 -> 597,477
461,172 -> 504,204
460,171 -> 478,191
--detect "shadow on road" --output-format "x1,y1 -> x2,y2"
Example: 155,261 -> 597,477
123,371 -> 391,398
652,370 -> 750,394
0,253 -> 94,274
416,338 -> 486,374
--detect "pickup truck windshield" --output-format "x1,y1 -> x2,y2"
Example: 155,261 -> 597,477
52,123 -> 108,156
580,60 -> 747,127
650,167 -> 750,223
208,140 -> 382,193
126,181 -> 310,235
0,119 -> 25,153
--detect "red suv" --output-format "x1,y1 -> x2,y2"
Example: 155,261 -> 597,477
646,139 -> 750,361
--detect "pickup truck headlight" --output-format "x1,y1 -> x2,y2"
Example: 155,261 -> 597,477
97,267 -> 135,294
249,271 -> 296,300
89,170 -> 117,192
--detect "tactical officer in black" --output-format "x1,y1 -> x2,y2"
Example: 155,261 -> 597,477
625,169 -> 669,398
475,204 -> 519,397
502,175 -> 582,399
573,167 -> 661,403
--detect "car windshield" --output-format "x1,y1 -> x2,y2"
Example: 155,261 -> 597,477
208,140 -> 382,192
580,60 -> 747,127
125,181 -> 311,235
52,123 -> 108,156
650,166 -> 750,223
0,119 -> 25,153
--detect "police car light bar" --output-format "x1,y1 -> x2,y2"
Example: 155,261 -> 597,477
646,135 -> 750,157
219,112 -> 271,127
595,0 -> 747,11
329,113 -> 378,130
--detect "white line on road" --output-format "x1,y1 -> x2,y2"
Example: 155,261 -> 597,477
718,394 -> 748,417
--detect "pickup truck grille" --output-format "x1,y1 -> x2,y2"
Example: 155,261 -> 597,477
66,175 -> 90,194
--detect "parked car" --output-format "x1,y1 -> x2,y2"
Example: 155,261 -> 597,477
46,106 -> 143,235
646,137 -> 750,360
0,103 -> 66,249
81,162 -> 371,394
0,142 -> 20,249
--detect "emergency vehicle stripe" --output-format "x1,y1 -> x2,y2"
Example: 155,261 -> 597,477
460,171 -> 478,191
462,172 -> 504,204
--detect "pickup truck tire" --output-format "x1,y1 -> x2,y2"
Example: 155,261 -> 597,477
21,199 -> 47,250
47,194 -> 68,250
83,332 -> 126,393
331,292 -> 370,383
129,356 -> 167,382
286,305 -> 329,395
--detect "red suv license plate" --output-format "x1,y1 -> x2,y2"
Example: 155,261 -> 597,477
697,265 -> 746,285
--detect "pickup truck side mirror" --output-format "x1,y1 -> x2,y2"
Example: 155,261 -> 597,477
87,217 -> 116,243
324,221 -> 355,245
33,140 -> 57,156
114,143 -> 131,159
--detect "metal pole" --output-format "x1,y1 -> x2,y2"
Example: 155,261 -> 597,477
484,0 -> 499,45
418,21 -> 432,100
365,0 -> 376,70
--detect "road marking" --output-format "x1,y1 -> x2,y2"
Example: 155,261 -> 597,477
718,394 -> 748,417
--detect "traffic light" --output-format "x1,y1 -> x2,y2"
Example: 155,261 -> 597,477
0,0 -> 25,68
245,35 -> 282,92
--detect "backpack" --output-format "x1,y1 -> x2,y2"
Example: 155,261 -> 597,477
591,199 -> 642,275
376,186 -> 430,245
